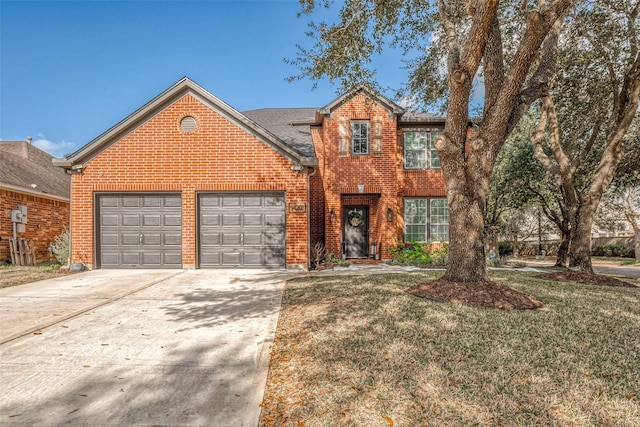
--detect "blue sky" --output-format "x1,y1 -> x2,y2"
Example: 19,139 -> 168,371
1,0 -> 411,158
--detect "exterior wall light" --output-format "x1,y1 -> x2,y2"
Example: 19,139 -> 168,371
387,207 -> 394,221
329,208 -> 336,221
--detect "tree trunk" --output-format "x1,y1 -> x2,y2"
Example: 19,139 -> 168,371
512,233 -> 519,258
442,188 -> 489,282
569,206 -> 595,274
633,223 -> 640,263
555,228 -> 570,267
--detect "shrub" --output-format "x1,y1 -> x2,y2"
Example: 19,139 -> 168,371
498,241 -> 513,257
50,229 -> 70,265
390,242 -> 448,267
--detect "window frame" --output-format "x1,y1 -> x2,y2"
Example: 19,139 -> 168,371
403,130 -> 442,170
403,197 -> 449,243
351,120 -> 370,155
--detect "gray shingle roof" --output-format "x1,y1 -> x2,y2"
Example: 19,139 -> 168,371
399,111 -> 447,123
0,141 -> 71,199
243,108 -> 317,158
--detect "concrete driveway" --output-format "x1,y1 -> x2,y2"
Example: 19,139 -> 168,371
0,268 -> 292,426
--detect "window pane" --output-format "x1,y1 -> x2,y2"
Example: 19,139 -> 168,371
430,131 -> 442,168
404,199 -> 428,242
404,132 -> 427,169
352,121 -> 369,155
429,198 -> 449,241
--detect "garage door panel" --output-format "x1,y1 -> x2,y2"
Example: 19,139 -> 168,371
101,234 -> 119,246
121,252 -> 141,265
223,195 -> 242,207
97,194 -> 182,268
265,214 -> 284,226
164,214 -> 182,227
199,192 -> 286,268
222,233 -> 242,246
244,214 -> 263,226
222,252 -> 241,265
101,214 -> 119,227
201,214 -> 220,227
122,196 -> 141,208
163,234 -> 182,246
243,195 -> 263,207
122,215 -> 140,227
143,234 -> 161,246
222,214 -> 242,226
121,233 -> 141,246
143,215 -> 161,227
243,232 -> 263,246
264,251 -> 285,266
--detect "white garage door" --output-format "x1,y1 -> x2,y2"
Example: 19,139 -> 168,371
198,193 -> 286,268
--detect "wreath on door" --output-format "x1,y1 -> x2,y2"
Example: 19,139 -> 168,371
348,210 -> 364,227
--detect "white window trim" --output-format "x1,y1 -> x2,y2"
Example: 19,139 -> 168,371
351,120 -> 370,155
403,130 -> 442,170
403,197 -> 449,243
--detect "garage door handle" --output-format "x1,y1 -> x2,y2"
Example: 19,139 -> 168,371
139,233 -> 143,246
240,233 -> 244,245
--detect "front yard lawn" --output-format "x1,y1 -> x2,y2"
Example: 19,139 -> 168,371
0,264 -> 71,289
260,271 -> 639,426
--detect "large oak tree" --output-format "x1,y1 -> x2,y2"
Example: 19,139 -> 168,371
529,0 -> 640,273
293,0 -> 572,282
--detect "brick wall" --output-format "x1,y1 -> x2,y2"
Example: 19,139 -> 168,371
310,93 -> 448,260
0,189 -> 70,263
70,94 -> 309,268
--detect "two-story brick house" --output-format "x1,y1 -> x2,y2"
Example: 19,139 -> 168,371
54,78 -> 447,269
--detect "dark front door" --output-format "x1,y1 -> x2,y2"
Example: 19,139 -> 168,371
343,206 -> 369,258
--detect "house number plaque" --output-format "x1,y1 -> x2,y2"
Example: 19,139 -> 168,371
289,202 -> 306,213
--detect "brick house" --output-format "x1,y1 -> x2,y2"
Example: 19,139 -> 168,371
54,78 -> 447,269
1,140 -> 70,263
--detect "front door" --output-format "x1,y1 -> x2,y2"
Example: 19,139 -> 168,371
343,206 -> 369,258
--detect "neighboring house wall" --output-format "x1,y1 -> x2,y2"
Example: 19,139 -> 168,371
0,189 -> 69,263
69,94 -> 309,268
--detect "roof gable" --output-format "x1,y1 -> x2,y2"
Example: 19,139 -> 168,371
318,84 -> 405,118
53,77 -> 316,169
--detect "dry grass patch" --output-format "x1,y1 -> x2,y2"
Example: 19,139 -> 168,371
260,271 -> 640,427
0,264 -> 71,289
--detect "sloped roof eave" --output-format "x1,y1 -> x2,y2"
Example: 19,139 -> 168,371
54,77 -> 316,169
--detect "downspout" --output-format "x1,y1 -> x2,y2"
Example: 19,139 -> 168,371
307,166 -> 317,270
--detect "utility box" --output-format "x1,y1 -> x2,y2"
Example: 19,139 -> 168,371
11,205 -> 28,224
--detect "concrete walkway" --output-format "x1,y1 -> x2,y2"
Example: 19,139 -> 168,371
0,269 -> 291,426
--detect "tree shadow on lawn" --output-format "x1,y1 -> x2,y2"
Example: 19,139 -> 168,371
260,272 -> 640,426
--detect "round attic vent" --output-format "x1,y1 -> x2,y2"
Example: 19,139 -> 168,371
180,116 -> 197,132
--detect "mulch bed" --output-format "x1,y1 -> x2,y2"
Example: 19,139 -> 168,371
536,271 -> 637,288
406,279 -> 544,310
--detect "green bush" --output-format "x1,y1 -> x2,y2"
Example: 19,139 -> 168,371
498,241 -> 513,257
50,229 -> 70,265
390,242 -> 448,267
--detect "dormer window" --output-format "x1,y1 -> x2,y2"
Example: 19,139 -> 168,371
351,120 -> 370,155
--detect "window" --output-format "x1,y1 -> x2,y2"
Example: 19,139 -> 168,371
403,198 -> 449,242
403,131 -> 442,169
351,120 -> 369,155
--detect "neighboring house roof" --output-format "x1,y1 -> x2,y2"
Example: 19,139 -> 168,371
243,108 -> 317,158
0,141 -> 71,201
53,77 -> 317,170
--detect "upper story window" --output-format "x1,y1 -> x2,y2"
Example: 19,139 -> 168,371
351,120 -> 370,155
404,131 -> 442,169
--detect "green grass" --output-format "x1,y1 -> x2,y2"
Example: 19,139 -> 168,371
261,271 -> 640,427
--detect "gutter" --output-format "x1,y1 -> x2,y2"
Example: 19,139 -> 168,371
0,182 -> 70,203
